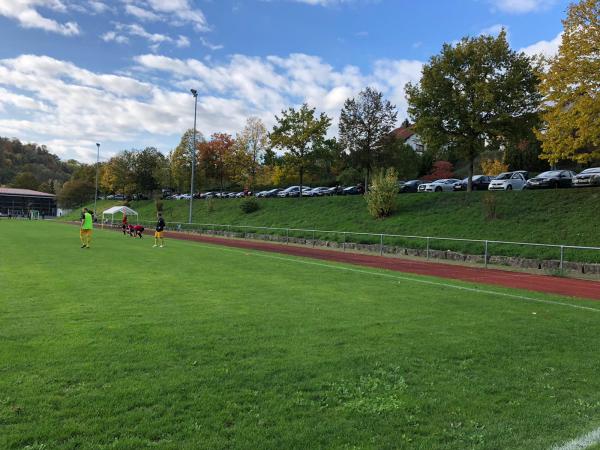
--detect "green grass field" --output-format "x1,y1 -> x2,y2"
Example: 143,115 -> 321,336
2,221 -> 600,449
67,188 -> 600,263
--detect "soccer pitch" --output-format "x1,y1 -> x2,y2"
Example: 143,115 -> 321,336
1,221 -> 600,449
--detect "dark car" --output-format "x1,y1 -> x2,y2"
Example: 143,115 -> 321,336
526,170 -> 576,189
263,188 -> 281,198
453,175 -> 492,191
342,185 -> 362,195
572,167 -> 600,188
400,180 -> 423,193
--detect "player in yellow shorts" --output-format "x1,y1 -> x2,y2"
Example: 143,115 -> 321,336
80,207 -> 93,249
153,212 -> 166,248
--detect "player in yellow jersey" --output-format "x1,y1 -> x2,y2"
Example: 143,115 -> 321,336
153,212 -> 166,248
80,207 -> 93,249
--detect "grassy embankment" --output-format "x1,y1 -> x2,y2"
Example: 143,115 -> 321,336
65,188 -> 600,263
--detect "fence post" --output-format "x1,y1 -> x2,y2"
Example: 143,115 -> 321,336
484,240 -> 489,269
560,245 -> 564,271
286,228 -> 289,245
426,237 -> 430,259
343,232 -> 346,251
312,230 -> 316,247
380,234 -> 384,256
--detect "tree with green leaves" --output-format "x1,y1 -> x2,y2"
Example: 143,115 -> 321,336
134,147 -> 169,196
536,0 -> 599,165
234,117 -> 269,190
338,87 -> 398,190
406,31 -> 541,191
101,151 -> 135,195
269,104 -> 331,197
12,172 -> 39,190
170,129 -> 204,193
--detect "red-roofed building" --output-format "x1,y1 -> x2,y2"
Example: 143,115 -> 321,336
390,125 -> 426,154
0,188 -> 57,217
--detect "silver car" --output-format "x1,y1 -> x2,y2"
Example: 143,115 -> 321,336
488,171 -> 528,191
423,179 -> 462,192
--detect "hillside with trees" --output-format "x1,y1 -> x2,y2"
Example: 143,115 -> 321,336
0,137 -> 74,192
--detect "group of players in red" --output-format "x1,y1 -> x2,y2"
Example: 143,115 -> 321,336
120,213 -> 166,248
122,215 -> 145,238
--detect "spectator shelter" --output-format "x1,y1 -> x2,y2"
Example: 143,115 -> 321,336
0,188 -> 57,217
101,206 -> 139,227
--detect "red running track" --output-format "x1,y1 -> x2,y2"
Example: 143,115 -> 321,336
159,230 -> 600,301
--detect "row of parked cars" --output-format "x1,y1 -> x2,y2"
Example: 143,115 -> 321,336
159,167 -> 599,200
402,168 -> 600,193
165,185 -> 365,200
256,185 -> 364,198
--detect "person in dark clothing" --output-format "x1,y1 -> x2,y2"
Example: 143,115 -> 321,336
153,213 -> 166,248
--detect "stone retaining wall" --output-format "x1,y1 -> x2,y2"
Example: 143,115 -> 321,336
185,228 -> 600,276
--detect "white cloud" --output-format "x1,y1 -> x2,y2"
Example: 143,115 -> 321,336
479,24 -> 508,36
0,53 -> 423,162
123,0 -> 209,31
489,0 -> 556,14
102,23 -> 198,51
124,4 -> 161,21
176,35 -> 190,48
0,0 -> 80,35
101,31 -> 129,44
520,32 -> 562,57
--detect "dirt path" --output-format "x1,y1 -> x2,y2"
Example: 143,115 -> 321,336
157,230 -> 600,301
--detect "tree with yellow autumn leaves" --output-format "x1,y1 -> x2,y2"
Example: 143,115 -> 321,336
537,0 -> 599,165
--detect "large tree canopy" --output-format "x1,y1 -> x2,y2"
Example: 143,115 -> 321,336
338,87 -> 397,189
537,0 -> 600,165
406,31 -> 541,191
270,104 -> 331,197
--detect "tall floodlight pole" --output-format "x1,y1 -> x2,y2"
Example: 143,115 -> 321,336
94,142 -> 100,217
189,89 -> 198,224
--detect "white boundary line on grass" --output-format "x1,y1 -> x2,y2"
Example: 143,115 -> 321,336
192,243 -> 600,313
552,426 -> 600,450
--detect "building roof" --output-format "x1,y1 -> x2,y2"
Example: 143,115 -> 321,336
0,188 -> 56,198
390,126 -> 416,141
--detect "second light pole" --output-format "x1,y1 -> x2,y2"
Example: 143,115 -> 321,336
189,89 -> 198,224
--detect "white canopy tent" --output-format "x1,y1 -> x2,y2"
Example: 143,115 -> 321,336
102,206 -> 139,228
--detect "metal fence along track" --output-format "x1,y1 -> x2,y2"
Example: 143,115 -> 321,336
127,220 -> 600,269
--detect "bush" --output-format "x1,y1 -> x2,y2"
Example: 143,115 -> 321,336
206,198 -> 215,213
482,193 -> 499,220
240,197 -> 260,214
365,168 -> 398,219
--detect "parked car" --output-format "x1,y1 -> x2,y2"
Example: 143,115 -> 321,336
342,185 -> 363,195
422,179 -> 462,192
453,175 -> 492,191
265,189 -> 280,198
400,180 -> 423,193
305,187 -> 330,197
572,167 -> 600,188
278,186 -> 302,197
488,171 -> 528,191
526,170 -> 576,189
200,192 -> 216,199
418,183 -> 430,193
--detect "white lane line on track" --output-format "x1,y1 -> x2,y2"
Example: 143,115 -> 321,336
192,242 -> 600,313
552,426 -> 600,450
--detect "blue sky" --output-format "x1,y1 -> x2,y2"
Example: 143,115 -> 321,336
0,0 -> 567,162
